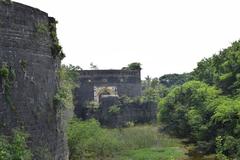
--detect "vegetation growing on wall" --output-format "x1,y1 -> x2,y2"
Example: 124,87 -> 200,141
89,62 -> 98,70
0,0 -> 12,5
36,23 -> 49,35
108,105 -> 120,114
19,59 -> 27,74
0,64 -> 15,108
122,62 -> 142,70
54,65 -> 79,109
85,101 -> 99,111
48,17 -> 65,60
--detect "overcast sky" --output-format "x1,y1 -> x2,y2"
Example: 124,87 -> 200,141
14,0 -> 240,78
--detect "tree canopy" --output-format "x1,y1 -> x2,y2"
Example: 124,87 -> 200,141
122,62 -> 142,70
193,40 -> 240,95
158,40 -> 240,158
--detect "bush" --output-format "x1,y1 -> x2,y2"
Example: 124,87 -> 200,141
159,81 -> 220,139
54,65 -> 79,109
0,130 -> 32,160
67,118 -> 120,160
122,62 -> 142,70
108,105 -> 120,114
159,80 -> 240,158
193,40 -> 240,95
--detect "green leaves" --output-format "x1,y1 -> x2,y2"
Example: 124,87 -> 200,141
49,17 -> 65,60
158,40 -> 240,158
159,81 -> 221,144
0,65 -> 9,79
0,130 -> 32,160
159,79 -> 240,158
122,62 -> 142,70
54,65 -> 79,109
67,119 -> 120,160
108,105 -> 120,114
193,40 -> 240,95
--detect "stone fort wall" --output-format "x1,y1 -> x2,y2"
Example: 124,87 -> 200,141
0,2 -> 68,159
74,70 -> 142,118
97,96 -> 157,128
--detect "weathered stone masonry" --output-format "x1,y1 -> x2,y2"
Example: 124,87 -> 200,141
74,70 -> 157,127
74,70 -> 142,118
0,2 -> 68,159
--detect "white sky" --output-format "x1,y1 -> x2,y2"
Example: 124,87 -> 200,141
14,0 -> 240,78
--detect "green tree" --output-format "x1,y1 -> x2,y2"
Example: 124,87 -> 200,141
159,81 -> 220,140
193,40 -> 240,95
159,73 -> 192,88
122,62 -> 142,70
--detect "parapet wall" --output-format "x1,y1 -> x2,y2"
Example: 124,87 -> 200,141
0,2 -> 68,159
80,70 -> 141,76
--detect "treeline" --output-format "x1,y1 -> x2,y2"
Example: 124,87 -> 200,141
157,40 -> 240,159
193,41 -> 240,95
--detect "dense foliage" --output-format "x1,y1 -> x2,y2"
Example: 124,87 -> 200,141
159,40 -> 240,159
160,81 -> 240,158
54,65 -> 79,109
0,130 -> 32,160
159,81 -> 220,139
122,62 -> 142,70
67,118 -> 120,160
141,73 -> 191,103
142,77 -> 168,102
49,17 -> 65,60
193,40 -> 240,95
159,73 -> 192,88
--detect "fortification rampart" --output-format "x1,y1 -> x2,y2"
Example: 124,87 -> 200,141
0,2 -> 68,159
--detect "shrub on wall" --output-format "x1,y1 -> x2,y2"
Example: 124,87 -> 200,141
122,62 -> 142,70
54,65 -> 79,110
0,63 -> 16,108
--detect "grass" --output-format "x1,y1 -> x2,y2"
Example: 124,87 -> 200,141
111,125 -> 184,148
111,125 -> 186,160
68,119 -> 187,160
117,147 -> 186,160
110,125 -> 187,160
